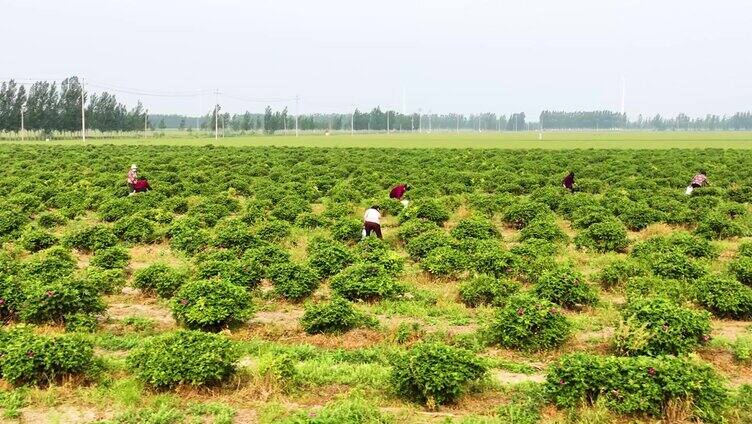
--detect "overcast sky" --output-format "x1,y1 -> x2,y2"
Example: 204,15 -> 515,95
1,0 -> 750,118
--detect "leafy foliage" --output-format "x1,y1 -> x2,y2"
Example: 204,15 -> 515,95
502,200 -> 549,229
300,297 -> 376,334
330,262 -> 403,301
113,215 -> 158,243
595,258 -> 646,289
82,267 -> 126,294
546,353 -> 727,423
632,232 -> 718,260
267,261 -> 320,302
420,246 -> 469,278
450,217 -> 499,240
399,199 -> 450,225
134,263 -> 188,298
695,274 -> 752,319
63,225 -> 118,252
0,327 -> 96,386
519,217 -> 568,243
574,219 -> 629,253
534,265 -> 598,308
196,258 -> 264,289
391,341 -> 487,406
729,256 -> 752,285
19,278 -> 105,324
19,247 -> 76,281
127,330 -> 238,388
695,212 -> 745,240
396,219 -> 439,241
458,274 -> 520,307
405,230 -> 453,259
306,237 -> 355,277
648,251 -> 707,280
489,293 -> 571,351
18,227 -> 58,252
90,246 -> 131,269
328,217 -> 362,243
614,297 -> 711,356
625,276 -> 696,304
171,279 -> 253,330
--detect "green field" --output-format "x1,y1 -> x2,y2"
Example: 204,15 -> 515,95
6,131 -> 752,149
1,143 -> 752,423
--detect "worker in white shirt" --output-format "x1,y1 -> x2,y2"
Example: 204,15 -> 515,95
363,205 -> 383,239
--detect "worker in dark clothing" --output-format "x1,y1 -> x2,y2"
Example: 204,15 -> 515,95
686,170 -> 708,195
363,205 -> 382,239
389,183 -> 411,207
389,183 -> 411,200
562,172 -> 575,192
133,178 -> 151,193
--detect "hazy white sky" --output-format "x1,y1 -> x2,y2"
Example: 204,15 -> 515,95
1,0 -> 750,118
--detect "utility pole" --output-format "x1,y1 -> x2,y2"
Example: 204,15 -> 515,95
515,115 -> 518,132
214,89 -> 219,140
81,78 -> 86,142
497,114 -> 501,132
351,109 -> 354,135
478,115 -> 481,133
144,109 -> 148,138
214,104 -> 219,140
428,111 -> 432,133
386,111 -> 390,133
456,114 -> 460,134
294,95 -> 299,137
418,109 -> 422,133
20,102 -> 26,141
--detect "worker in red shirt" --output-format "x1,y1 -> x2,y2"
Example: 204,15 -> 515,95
389,183 -> 411,207
562,172 -> 575,193
133,178 -> 151,193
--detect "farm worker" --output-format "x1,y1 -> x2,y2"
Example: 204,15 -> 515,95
363,205 -> 383,239
685,170 -> 708,195
562,172 -> 575,192
126,164 -> 138,195
133,178 -> 151,193
390,183 -> 411,208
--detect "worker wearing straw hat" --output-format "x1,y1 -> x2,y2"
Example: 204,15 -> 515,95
126,164 -> 138,195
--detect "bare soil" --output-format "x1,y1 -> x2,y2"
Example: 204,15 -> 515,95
493,370 -> 546,385
711,319 -> 750,341
106,301 -> 176,330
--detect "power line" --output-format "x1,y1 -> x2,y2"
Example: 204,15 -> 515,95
86,82 -> 212,98
220,93 -> 297,103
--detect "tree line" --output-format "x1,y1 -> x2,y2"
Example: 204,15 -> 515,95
0,77 -> 148,133
187,107 -> 525,134
540,110 -> 752,131
149,108 -> 752,134
4,77 -> 752,134
540,111 -> 626,129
